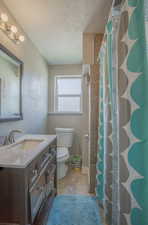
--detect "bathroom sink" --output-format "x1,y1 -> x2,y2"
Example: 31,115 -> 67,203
11,139 -> 44,151
0,135 -> 56,168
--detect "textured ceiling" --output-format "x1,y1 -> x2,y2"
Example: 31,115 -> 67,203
3,0 -> 112,64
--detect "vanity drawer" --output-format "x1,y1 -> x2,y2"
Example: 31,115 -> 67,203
28,161 -> 39,187
45,164 -> 56,197
28,147 -> 54,187
39,149 -> 53,170
29,172 -> 46,223
50,147 -> 57,162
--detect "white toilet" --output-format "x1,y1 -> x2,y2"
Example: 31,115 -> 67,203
55,128 -> 74,179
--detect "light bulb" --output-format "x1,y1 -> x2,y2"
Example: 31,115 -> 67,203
9,32 -> 14,40
19,35 -> 25,42
1,13 -> 8,22
11,25 -> 17,33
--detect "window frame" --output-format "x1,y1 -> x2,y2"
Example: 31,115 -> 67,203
54,75 -> 83,114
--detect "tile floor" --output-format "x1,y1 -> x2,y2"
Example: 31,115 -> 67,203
57,168 -> 90,195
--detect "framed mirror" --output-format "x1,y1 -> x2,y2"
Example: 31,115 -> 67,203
0,44 -> 23,122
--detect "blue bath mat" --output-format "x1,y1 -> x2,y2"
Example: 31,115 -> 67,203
47,195 -> 102,225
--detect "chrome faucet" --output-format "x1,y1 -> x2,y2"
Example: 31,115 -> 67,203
4,129 -> 22,145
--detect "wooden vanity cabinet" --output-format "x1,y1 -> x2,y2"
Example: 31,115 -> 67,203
0,139 -> 57,225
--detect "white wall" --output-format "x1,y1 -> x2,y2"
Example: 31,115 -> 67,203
48,64 -> 89,167
0,1 -> 49,136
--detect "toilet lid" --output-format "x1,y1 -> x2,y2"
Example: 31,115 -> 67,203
57,147 -> 69,159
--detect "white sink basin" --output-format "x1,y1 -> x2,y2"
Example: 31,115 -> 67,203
11,139 -> 44,151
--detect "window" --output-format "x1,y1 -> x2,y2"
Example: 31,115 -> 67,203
55,75 -> 82,113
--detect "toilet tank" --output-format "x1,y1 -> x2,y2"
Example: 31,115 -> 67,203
55,128 -> 74,148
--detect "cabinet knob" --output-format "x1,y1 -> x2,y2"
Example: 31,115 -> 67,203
36,185 -> 44,192
32,169 -> 38,176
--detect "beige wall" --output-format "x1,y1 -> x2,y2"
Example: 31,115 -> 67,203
0,1 -> 49,136
48,65 -> 89,167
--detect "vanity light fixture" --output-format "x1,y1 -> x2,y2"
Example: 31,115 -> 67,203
0,12 -> 25,44
19,35 -> 25,42
1,13 -> 8,22
10,25 -> 18,33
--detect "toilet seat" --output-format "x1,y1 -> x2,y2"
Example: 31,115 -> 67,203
57,147 -> 69,162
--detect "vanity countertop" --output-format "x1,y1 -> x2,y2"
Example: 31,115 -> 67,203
0,134 -> 56,169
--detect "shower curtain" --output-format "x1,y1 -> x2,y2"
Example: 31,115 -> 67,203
96,0 -> 148,225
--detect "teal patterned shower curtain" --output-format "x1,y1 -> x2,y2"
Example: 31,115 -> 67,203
96,0 -> 148,225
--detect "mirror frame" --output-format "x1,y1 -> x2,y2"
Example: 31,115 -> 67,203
0,43 -> 23,122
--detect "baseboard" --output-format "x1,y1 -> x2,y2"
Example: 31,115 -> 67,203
81,166 -> 89,175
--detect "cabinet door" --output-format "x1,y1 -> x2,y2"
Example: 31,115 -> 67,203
45,164 -> 56,197
30,173 -> 46,222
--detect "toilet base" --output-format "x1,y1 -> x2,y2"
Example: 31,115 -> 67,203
57,160 -> 68,179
